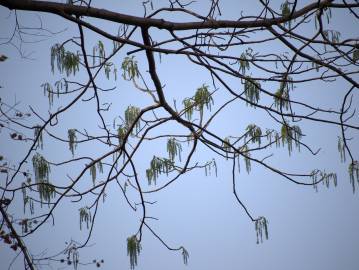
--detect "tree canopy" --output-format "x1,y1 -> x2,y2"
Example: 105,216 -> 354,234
0,0 -> 359,269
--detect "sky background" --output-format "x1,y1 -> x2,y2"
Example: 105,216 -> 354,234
1,1 -> 359,270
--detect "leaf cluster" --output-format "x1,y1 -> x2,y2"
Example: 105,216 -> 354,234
167,137 -> 182,161
51,44 -> 80,76
255,217 -> 269,244
79,207 -> 92,230
183,84 -> 214,120
122,56 -> 139,80
146,156 -> 174,185
68,129 -> 77,156
125,105 -> 141,134
243,77 -> 261,106
127,235 -> 141,270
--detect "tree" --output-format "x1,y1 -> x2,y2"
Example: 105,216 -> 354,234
0,0 -> 358,269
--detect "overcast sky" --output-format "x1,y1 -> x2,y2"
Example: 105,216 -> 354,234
1,1 -> 359,270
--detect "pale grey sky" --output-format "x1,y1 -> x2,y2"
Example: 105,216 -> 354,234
1,1 -> 359,270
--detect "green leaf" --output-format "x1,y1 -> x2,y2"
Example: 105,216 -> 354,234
194,84 -> 213,113
280,1 -> 292,28
353,48 -> 359,63
280,124 -> 302,155
146,156 -> 174,185
273,78 -> 293,110
181,247 -> 189,265
222,137 -> 231,159
239,52 -> 250,74
240,145 -> 251,173
243,77 -> 261,106
281,1 -> 291,17
323,30 -> 341,43
337,137 -> 346,162
68,129 -> 77,156
311,170 -> 337,192
50,44 -> 80,76
167,137 -> 182,161
41,82 -> 54,107
182,98 -> 194,121
124,105 -> 141,134
79,207 -> 91,230
324,6 -> 332,24
32,153 -> 50,182
255,216 -> 269,244
32,153 -> 55,204
90,164 -> 96,186
127,235 -> 141,269
121,56 -> 139,80
349,161 -> 359,193
54,78 -> 69,95
104,63 -> 111,79
245,124 -> 262,146
118,125 -> 127,145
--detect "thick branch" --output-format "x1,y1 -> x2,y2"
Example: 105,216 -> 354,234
0,0 -> 338,31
